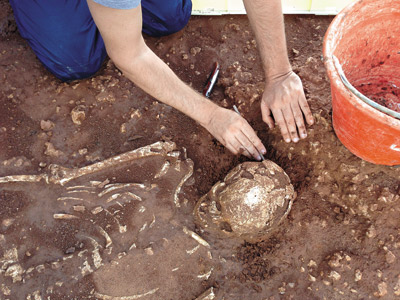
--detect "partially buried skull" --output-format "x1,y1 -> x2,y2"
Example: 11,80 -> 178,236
194,160 -> 296,240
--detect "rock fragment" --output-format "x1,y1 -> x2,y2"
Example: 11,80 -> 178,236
40,120 -> 55,131
44,142 -> 64,157
354,269 -> 362,282
190,47 -> 202,56
71,105 -> 86,125
374,282 -> 387,297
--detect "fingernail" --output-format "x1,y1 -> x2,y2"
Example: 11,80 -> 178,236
285,138 -> 291,143
293,137 -> 299,143
261,149 -> 266,154
257,155 -> 262,161
301,133 -> 307,139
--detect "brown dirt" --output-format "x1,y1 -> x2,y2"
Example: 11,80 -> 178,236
356,81 -> 400,113
1,2 -> 400,299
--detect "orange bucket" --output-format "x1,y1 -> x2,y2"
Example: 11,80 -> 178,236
323,0 -> 400,166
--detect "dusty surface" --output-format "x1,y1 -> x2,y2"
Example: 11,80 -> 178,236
1,2 -> 400,299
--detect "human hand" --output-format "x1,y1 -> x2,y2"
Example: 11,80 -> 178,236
261,71 -> 314,143
204,106 -> 266,160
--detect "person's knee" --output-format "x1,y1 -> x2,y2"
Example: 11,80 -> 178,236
142,0 -> 192,37
42,51 -> 107,82
9,0 -> 107,82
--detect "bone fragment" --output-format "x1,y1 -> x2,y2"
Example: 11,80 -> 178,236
186,245 -> 200,255
197,267 -> 213,280
57,197 -> 83,202
0,174 -> 45,184
53,214 -> 79,220
94,288 -> 159,299
97,226 -> 112,248
48,141 -> 176,185
195,287 -> 216,300
183,227 -> 210,248
174,160 -> 194,207
154,161 -> 170,178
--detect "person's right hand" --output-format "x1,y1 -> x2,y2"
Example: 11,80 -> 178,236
204,106 -> 266,160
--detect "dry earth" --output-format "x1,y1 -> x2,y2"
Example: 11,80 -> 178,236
1,1 -> 400,299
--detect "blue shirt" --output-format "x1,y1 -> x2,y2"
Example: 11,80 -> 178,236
93,0 -> 140,9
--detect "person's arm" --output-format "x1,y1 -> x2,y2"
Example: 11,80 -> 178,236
87,1 -> 266,160
243,0 -> 314,143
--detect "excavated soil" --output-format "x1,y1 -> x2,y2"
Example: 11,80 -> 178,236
1,2 -> 400,300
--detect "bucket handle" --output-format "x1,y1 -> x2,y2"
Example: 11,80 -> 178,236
332,55 -> 400,120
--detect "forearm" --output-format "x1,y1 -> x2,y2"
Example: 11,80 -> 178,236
243,0 -> 291,79
114,45 -> 217,128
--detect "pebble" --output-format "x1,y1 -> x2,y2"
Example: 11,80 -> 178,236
328,271 -> 341,281
394,275 -> 400,296
71,105 -> 86,125
385,250 -> 396,264
354,269 -> 362,281
375,282 -> 387,297
44,142 -> 64,157
40,120 -> 55,131
190,47 -> 201,56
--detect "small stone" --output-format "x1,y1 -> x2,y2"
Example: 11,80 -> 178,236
328,271 -> 341,281
229,23 -> 240,31
5,264 -> 24,283
40,120 -> 55,131
394,275 -> 400,296
71,105 -> 86,125
308,274 -> 316,282
386,250 -> 396,264
374,282 -> 387,297
292,48 -> 299,55
145,247 -> 154,256
190,47 -> 202,56
96,91 -> 116,103
44,142 -> 64,157
156,42 -> 165,50
308,260 -> 317,268
65,247 -> 75,254
354,269 -> 362,282
1,284 -> 11,296
366,225 -> 376,238
120,123 -> 127,134
39,162 -> 47,168
78,148 -> 88,155
182,53 -> 188,60
2,218 -> 14,229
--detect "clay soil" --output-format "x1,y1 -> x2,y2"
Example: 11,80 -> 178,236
1,1 -> 400,299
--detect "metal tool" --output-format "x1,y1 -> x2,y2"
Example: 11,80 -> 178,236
203,62 -> 220,98
233,105 -> 265,161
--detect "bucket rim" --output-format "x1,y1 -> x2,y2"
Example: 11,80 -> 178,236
323,0 -> 400,128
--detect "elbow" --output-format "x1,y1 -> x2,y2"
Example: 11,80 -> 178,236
105,42 -> 148,75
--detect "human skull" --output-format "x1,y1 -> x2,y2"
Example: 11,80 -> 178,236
194,160 -> 295,240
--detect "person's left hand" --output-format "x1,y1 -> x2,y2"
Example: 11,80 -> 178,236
261,71 -> 314,143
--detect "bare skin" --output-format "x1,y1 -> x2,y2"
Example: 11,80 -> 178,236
243,0 -> 314,143
87,0 -> 310,161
